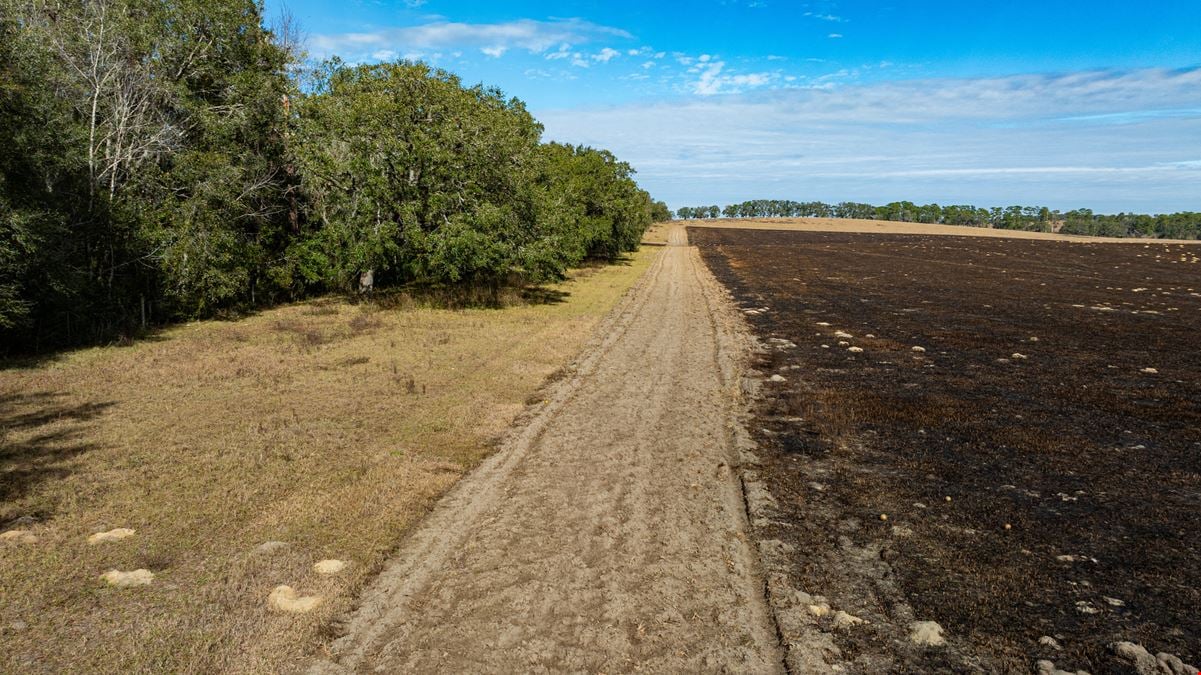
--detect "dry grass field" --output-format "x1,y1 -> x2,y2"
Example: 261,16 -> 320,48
693,226 -> 1200,673
0,249 -> 654,673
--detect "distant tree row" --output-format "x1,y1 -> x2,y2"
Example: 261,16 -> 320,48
0,0 -> 658,351
674,199 -> 1200,239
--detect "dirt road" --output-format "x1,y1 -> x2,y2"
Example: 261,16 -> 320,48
313,226 -> 783,673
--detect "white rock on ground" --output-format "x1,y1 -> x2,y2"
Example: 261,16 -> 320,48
908,620 -> 946,647
100,569 -> 154,587
1110,641 -> 1198,675
1039,636 -> 1062,650
912,346 -> 926,352
314,559 -> 347,575
87,528 -> 135,544
831,611 -> 865,629
1,530 -> 37,545
769,374 -> 787,383
268,585 -> 322,613
848,346 -> 863,353
1036,660 -> 1090,675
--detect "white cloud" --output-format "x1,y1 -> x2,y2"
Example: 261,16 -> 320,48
545,43 -> 571,60
688,59 -> 776,96
804,11 -> 846,22
481,46 -> 507,58
593,47 -> 620,63
311,18 -> 632,60
828,33 -> 843,38
537,67 -> 1201,212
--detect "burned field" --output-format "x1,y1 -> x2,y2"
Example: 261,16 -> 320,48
692,227 -> 1201,673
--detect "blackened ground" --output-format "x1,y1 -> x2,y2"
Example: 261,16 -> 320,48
692,227 -> 1201,674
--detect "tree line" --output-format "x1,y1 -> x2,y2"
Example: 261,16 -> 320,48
675,200 -> 1201,239
0,0 -> 666,351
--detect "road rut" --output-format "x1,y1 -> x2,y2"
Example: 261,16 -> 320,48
314,226 -> 782,673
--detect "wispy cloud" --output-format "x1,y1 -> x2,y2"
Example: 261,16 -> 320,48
593,47 -> 621,63
539,67 -> 1201,212
311,18 -> 632,61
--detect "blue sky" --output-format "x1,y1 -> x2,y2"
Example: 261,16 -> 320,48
268,0 -> 1201,213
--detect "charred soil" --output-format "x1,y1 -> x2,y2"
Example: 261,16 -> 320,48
693,227 -> 1201,674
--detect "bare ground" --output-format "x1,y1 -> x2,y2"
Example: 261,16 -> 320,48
692,225 -> 1201,674
313,226 -> 784,673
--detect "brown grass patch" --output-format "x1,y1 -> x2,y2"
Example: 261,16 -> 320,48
0,248 -> 656,672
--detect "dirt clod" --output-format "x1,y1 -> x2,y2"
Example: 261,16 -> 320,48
100,569 -> 154,587
87,528 -> 135,544
267,585 -> 322,613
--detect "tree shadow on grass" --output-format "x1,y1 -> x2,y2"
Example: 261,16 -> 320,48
1,392 -> 113,524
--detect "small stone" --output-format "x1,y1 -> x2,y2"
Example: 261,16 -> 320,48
1075,601 -> 1099,614
313,559 -> 347,575
879,513 -> 888,521
848,346 -> 864,353
88,528 -> 135,545
944,496 -> 952,502
1140,367 -> 1158,374
912,346 -> 926,353
1004,523 -> 1012,530
807,603 -> 830,617
100,569 -> 154,587
1039,635 -> 1062,650
769,374 -> 787,383
1103,596 -> 1125,607
1012,353 -> 1028,360
1035,660 -> 1087,675
909,620 -> 945,646
831,610 -> 865,629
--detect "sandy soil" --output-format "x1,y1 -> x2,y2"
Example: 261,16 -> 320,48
312,227 -> 784,673
685,217 -> 1201,244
